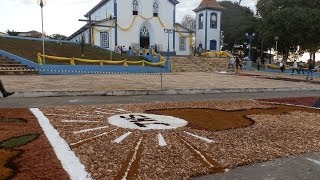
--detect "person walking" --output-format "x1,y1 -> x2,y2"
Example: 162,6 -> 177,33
279,61 -> 285,73
298,61 -> 305,74
256,57 -> 262,71
0,80 -> 14,98
235,56 -> 241,70
306,59 -> 315,80
291,60 -> 298,74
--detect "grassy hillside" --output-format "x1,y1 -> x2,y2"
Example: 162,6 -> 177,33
0,37 -> 142,65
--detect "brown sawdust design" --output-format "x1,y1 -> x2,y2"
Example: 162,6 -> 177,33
0,108 -> 69,180
146,105 -> 320,132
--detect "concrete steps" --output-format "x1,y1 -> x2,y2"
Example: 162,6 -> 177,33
0,55 -> 38,75
171,56 -> 229,72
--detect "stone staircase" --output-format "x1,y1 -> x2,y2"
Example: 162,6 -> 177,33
171,56 -> 231,72
0,55 -> 37,75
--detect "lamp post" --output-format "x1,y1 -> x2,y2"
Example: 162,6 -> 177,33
164,28 -> 173,72
37,0 -> 47,64
245,32 -> 255,70
274,36 -> 279,63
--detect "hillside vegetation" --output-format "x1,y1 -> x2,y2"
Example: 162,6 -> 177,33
0,37 -> 142,65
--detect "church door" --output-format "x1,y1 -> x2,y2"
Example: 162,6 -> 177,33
140,26 -> 150,48
210,40 -> 217,51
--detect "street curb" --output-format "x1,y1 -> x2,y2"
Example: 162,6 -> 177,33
12,87 -> 320,98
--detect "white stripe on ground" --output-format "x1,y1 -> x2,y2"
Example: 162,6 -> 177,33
122,137 -> 143,180
73,126 -> 109,134
306,158 -> 320,166
114,132 -> 132,143
184,131 -> 215,143
178,135 -> 214,168
158,133 -> 167,146
30,108 -> 92,180
61,120 -> 100,123
70,128 -> 119,146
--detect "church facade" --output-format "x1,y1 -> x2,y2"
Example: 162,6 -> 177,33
68,0 -> 222,56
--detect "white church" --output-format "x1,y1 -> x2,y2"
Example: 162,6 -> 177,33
68,0 -> 223,56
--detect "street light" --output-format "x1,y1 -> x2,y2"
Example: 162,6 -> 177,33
164,28 -> 173,72
37,0 -> 47,64
274,36 -> 279,63
245,32 -> 255,70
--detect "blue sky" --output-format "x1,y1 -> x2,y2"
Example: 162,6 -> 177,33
0,0 -> 256,36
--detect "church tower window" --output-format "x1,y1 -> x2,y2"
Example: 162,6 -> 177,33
198,13 -> 203,29
153,2 -> 159,17
133,0 -> 139,15
210,12 -> 217,29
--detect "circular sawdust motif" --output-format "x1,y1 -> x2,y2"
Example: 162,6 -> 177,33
108,113 -> 188,130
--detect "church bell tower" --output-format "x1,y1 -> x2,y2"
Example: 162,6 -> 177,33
193,0 -> 223,51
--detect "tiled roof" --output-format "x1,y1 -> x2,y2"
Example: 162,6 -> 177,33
193,0 -> 224,12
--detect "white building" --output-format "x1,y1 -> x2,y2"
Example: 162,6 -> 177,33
68,0 -> 222,56
194,0 -> 223,51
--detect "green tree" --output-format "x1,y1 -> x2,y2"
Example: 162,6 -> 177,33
256,0 -> 320,62
6,30 -> 19,36
220,1 -> 257,51
50,34 -> 68,40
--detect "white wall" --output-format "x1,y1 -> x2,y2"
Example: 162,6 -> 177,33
206,10 -> 221,51
195,9 -> 221,51
92,20 -> 115,51
117,0 -> 175,52
90,1 -> 114,21
70,29 -> 90,44
175,27 -> 192,56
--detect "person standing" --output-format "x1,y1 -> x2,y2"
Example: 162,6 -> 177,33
292,60 -> 298,74
235,56 -> 241,70
0,80 -> 14,98
256,57 -> 262,71
228,56 -> 235,69
306,59 -> 315,80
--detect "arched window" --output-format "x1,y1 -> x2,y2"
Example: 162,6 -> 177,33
133,0 -> 138,15
140,26 -> 149,37
153,2 -> 159,17
210,12 -> 217,29
198,13 -> 203,29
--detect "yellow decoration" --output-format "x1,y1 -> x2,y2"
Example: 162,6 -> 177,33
200,51 -> 233,58
117,15 -> 137,31
157,16 -> 166,28
37,53 -> 166,67
139,15 -> 153,20
37,53 -> 42,65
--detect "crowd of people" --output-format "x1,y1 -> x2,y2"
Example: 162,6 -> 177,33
279,59 -> 316,80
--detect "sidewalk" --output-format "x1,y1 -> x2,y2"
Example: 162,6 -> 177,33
2,71 -> 319,97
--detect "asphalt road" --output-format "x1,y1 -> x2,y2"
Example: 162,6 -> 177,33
0,90 -> 319,108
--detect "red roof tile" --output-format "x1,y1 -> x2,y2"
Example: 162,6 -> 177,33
193,0 -> 224,12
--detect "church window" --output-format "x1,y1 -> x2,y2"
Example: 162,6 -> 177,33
198,13 -> 203,29
133,0 -> 139,15
210,12 -> 217,29
179,37 -> 186,51
140,26 -> 150,37
153,2 -> 159,17
100,32 -> 109,48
